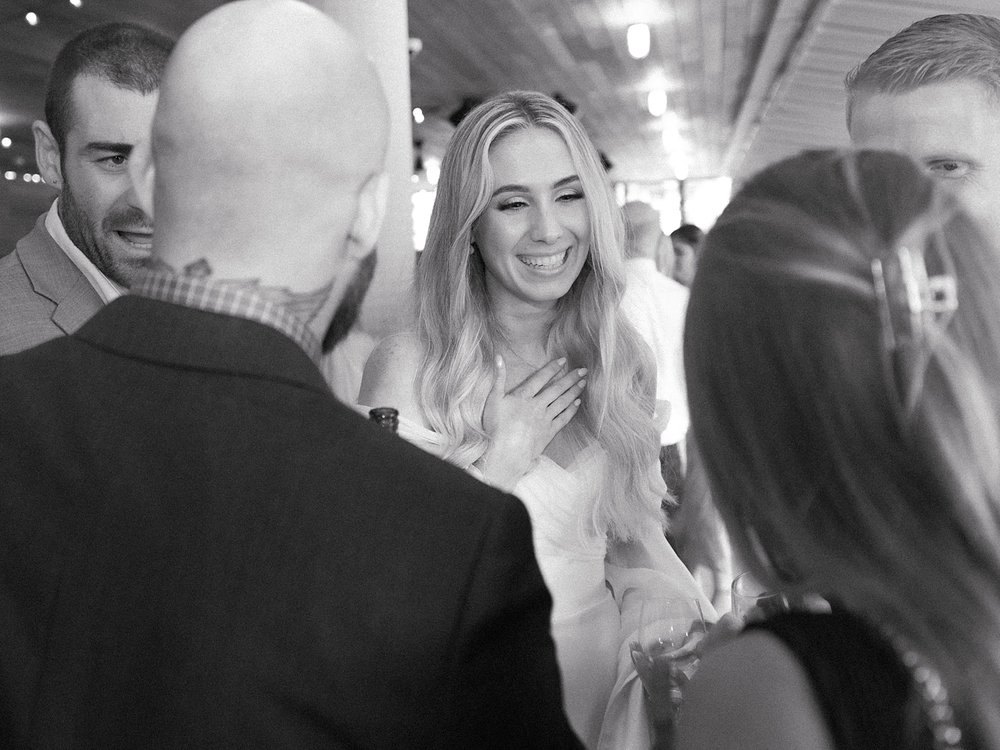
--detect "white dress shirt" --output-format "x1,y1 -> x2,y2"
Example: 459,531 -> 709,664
621,257 -> 690,446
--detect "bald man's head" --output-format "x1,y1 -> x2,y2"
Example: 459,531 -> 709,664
622,201 -> 662,260
140,0 -> 389,289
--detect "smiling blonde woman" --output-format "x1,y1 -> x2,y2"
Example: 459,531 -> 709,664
360,91 -> 712,749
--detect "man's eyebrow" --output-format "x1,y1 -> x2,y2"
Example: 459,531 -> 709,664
83,141 -> 133,154
491,174 -> 581,198
922,152 -> 976,162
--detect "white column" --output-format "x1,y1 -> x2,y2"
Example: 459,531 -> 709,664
312,0 -> 415,400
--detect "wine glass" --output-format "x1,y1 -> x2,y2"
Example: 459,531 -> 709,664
730,570 -> 787,625
629,596 -> 707,748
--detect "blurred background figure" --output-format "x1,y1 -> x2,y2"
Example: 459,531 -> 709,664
360,90 -> 713,749
622,200 -> 731,611
621,200 -> 689,491
677,149 -> 1000,750
667,223 -> 703,287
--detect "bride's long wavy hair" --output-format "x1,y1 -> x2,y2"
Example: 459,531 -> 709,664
686,149 -> 1000,747
415,91 -> 663,541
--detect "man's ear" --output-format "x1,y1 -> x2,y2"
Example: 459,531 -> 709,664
347,171 -> 388,260
33,120 -> 63,190
128,138 -> 155,219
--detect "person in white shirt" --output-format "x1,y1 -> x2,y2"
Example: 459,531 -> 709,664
0,22 -> 173,355
621,200 -> 731,608
620,201 -> 690,469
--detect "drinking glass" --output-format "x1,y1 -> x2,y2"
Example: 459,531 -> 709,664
629,596 -> 707,748
730,570 -> 787,625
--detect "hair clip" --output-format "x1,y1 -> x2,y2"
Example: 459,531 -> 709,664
871,244 -> 958,418
871,245 -> 957,350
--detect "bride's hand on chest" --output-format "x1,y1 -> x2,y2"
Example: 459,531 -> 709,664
474,356 -> 587,490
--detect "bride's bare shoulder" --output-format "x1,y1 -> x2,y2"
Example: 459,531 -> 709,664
358,332 -> 427,421
367,331 -> 425,370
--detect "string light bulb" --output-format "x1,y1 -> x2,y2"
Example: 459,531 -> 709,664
25,12 -> 39,25
412,107 -> 424,124
627,24 -> 650,59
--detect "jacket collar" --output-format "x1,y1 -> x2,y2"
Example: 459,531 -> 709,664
17,212 -> 104,335
73,295 -> 333,396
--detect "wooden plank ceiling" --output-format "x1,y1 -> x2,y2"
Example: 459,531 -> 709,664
0,0 -> 997,188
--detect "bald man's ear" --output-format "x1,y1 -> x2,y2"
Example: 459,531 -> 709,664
128,139 -> 155,219
347,172 -> 389,259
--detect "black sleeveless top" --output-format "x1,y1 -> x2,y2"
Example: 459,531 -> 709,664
747,609 -> 948,750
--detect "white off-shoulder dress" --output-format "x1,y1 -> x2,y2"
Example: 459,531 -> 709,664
361,409 -> 716,749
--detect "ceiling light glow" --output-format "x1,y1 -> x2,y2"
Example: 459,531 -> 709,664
25,11 -> 39,25
1,137 -> 11,148
412,107 -> 424,124
70,0 -> 83,6
646,90 -> 667,117
627,24 -> 650,59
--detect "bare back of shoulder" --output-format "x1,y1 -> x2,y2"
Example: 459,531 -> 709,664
358,331 -> 431,428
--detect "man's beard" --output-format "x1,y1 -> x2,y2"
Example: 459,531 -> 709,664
60,185 -> 151,288
322,249 -> 377,353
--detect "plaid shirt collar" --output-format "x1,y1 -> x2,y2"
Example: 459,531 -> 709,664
130,268 -> 322,363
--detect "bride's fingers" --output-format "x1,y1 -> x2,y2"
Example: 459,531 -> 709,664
550,393 -> 583,433
512,357 -> 567,396
537,367 -> 587,405
546,377 -> 586,417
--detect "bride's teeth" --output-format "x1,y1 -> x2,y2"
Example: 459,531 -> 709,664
519,250 -> 566,269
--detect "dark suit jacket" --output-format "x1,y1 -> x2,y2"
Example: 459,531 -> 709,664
0,212 -> 104,355
0,296 -> 581,749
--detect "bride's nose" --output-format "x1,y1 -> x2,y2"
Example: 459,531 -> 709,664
529,204 -> 563,244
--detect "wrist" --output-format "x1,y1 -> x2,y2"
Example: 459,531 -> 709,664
472,448 -> 522,493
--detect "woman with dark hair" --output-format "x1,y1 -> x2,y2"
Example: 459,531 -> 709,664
677,149 -> 1000,749
360,91 -> 711,748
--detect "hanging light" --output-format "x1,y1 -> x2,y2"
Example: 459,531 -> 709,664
1,137 -> 11,149
25,12 -> 40,25
412,107 -> 424,124
627,24 -> 650,59
424,157 -> 440,187
670,151 -> 690,181
70,0 -> 83,6
646,90 -> 667,117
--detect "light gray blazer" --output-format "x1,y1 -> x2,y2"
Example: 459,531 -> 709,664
0,213 -> 103,355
